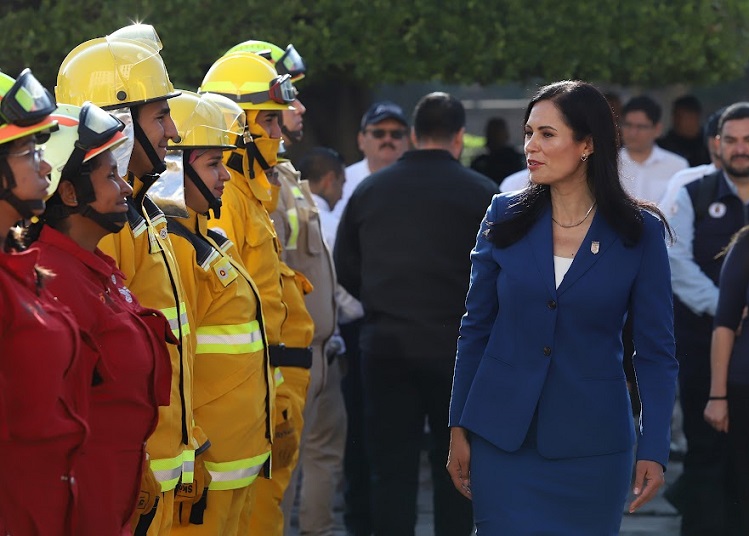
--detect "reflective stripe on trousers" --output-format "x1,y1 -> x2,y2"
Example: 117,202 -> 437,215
205,451 -> 270,491
196,320 -> 264,355
274,366 -> 284,387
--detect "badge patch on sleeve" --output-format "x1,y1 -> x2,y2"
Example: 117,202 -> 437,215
213,257 -> 238,286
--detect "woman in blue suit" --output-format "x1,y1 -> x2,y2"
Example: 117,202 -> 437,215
447,80 -> 679,535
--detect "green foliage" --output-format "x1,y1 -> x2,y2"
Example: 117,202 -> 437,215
461,133 -> 486,166
1,0 -> 748,91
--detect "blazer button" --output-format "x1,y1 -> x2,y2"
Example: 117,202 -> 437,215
547,300 -> 557,310
543,346 -> 552,356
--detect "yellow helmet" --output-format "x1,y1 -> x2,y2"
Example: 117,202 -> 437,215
108,23 -> 163,53
225,41 -> 306,82
168,91 -> 242,150
56,36 -> 179,110
199,52 -> 296,111
161,91 -> 244,218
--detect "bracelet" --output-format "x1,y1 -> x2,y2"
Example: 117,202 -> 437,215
708,395 -> 728,400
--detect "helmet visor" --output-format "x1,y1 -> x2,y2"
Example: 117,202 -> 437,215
277,45 -> 306,79
0,69 -> 56,127
236,75 -> 297,106
78,102 -> 125,155
108,23 -> 163,52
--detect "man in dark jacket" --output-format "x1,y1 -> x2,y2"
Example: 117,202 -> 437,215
334,92 -> 498,536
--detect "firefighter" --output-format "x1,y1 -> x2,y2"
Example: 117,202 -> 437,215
227,39 -> 346,535
55,25 -> 201,535
0,68 -> 88,536
25,102 -> 174,535
157,90 -> 274,534
199,52 -> 315,535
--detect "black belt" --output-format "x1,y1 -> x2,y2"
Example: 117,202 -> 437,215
269,345 -> 313,369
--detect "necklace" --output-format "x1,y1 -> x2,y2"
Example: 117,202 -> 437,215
551,203 -> 596,228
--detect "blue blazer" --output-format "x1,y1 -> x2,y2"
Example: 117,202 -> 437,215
450,193 -> 678,468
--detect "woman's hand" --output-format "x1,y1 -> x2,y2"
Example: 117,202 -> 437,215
628,460 -> 665,513
446,426 -> 472,500
704,399 -> 729,433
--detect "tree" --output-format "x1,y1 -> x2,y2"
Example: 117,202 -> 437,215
2,0 -> 748,160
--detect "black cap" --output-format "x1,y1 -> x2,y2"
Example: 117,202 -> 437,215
360,100 -> 408,130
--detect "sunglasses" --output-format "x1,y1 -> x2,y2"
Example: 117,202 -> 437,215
7,145 -> 45,171
365,128 -> 408,140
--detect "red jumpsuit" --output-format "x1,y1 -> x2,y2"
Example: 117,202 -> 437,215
0,248 -> 89,536
31,226 -> 173,535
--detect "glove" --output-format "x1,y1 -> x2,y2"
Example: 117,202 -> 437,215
174,426 -> 211,526
324,334 -> 346,364
174,458 -> 211,526
272,393 -> 299,470
129,455 -> 161,530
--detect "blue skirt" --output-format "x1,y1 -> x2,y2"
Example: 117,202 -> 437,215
471,433 -> 633,535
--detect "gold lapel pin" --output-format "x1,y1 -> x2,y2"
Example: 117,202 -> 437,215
591,241 -> 600,255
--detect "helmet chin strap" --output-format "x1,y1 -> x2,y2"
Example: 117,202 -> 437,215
45,196 -> 127,234
78,204 -> 127,233
0,159 -> 43,220
184,158 -> 221,219
47,169 -> 127,234
225,137 -> 270,180
132,114 -> 166,176
0,189 -> 43,220
246,141 -> 270,180
130,115 -> 168,207
133,172 -> 159,207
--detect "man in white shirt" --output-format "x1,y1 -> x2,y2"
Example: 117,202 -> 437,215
619,95 -> 688,204
333,100 -> 410,221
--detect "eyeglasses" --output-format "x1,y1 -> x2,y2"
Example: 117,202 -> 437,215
365,128 -> 408,140
621,122 -> 654,131
7,146 -> 45,171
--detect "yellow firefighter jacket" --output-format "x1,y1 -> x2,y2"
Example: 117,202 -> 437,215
166,208 -> 273,489
208,162 -> 314,353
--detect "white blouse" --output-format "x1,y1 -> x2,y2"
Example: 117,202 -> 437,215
553,255 -> 574,289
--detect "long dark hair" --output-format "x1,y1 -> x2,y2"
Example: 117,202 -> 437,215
488,80 -> 671,248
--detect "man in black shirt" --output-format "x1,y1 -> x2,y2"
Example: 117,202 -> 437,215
335,92 -> 498,536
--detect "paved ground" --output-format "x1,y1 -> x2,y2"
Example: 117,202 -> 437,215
289,455 -> 682,535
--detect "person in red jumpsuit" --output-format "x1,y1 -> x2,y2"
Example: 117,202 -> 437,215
0,70 -> 90,535
23,103 -> 175,535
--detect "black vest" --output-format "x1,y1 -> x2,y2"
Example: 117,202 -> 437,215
674,171 -> 747,380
